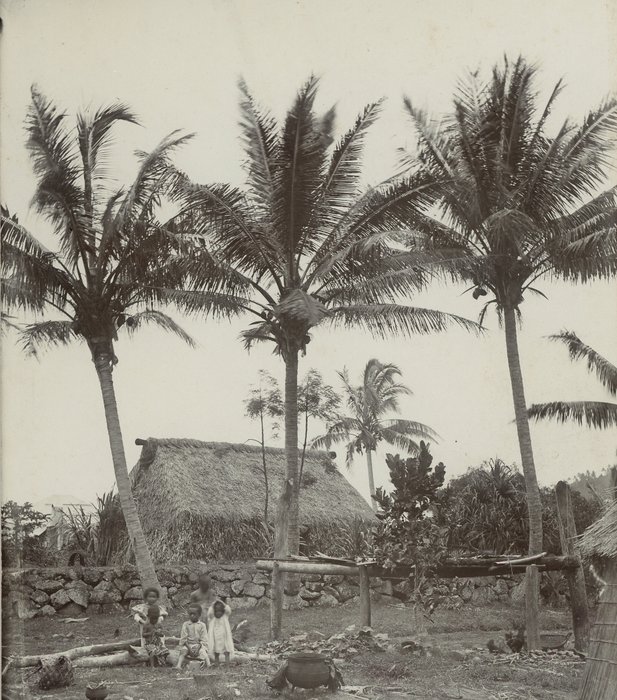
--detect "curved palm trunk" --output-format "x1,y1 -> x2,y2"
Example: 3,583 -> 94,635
93,353 -> 160,593
365,449 -> 378,512
503,307 -> 543,554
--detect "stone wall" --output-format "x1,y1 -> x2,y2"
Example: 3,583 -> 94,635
1,564 -> 521,620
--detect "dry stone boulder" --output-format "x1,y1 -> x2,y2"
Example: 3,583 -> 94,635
231,580 -> 245,596
38,605 -> 56,617
58,601 -> 85,617
229,596 -> 258,610
31,590 -> 50,605
213,581 -> 231,598
82,568 -> 103,586
335,581 -> 359,603
50,589 -> 71,609
243,582 -> 264,599
314,592 -> 338,607
66,580 -> 90,607
33,579 -> 63,594
235,569 -> 252,582
211,569 -> 235,583
299,588 -> 320,601
252,573 -> 269,586
114,577 -> 132,594
11,595 -> 38,620
124,586 -> 143,601
323,575 -> 344,585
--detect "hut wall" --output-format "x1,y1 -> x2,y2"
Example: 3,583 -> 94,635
3,564 -> 528,619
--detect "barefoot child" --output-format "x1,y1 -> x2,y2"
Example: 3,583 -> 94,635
207,600 -> 234,663
140,604 -> 169,667
176,604 -> 210,669
131,587 -> 168,647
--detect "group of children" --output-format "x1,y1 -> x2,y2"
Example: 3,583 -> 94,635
131,574 -> 235,669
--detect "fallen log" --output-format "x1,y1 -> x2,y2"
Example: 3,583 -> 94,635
10,639 -> 141,668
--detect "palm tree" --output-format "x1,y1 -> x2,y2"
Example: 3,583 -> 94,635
175,78 -> 479,634
528,331 -> 617,429
401,56 -> 617,557
1,87 -> 193,591
313,359 -> 437,510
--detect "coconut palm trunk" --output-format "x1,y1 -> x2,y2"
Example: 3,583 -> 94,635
284,349 -> 300,556
503,307 -> 543,554
93,351 -> 160,592
365,449 -> 377,512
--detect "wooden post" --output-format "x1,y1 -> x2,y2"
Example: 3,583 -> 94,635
270,561 -> 282,641
358,565 -> 371,628
525,565 -> 541,651
555,481 -> 590,653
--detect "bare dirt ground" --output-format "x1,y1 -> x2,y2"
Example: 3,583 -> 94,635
2,601 -> 584,699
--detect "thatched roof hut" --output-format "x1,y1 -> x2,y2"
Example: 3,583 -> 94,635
578,481 -> 617,700
579,500 -> 617,561
130,438 -> 375,563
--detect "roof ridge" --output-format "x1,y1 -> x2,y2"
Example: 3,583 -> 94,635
136,438 -> 333,457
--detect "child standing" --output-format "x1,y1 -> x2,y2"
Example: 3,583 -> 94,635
176,604 -> 210,669
207,600 -> 234,664
190,574 -> 217,621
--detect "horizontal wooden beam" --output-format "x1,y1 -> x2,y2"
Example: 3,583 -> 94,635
256,560 -> 359,576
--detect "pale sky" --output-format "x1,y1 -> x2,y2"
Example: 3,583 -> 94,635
1,0 -> 616,508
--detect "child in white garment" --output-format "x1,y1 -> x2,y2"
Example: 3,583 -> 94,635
207,600 -> 234,663
177,604 -> 210,669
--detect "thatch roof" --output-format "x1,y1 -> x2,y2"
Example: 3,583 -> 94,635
580,500 -> 617,560
130,438 -> 374,562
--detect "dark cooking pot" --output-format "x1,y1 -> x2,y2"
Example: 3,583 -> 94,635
286,652 -> 330,689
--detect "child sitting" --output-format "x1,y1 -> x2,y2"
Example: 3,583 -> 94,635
140,604 -> 169,667
131,587 -> 168,647
190,574 -> 217,620
207,600 -> 234,664
176,604 -> 210,669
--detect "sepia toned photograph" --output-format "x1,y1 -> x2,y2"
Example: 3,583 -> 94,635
1,0 -> 616,698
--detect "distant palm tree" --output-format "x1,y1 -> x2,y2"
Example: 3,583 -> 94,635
1,88 -> 193,591
313,359 -> 437,510
401,56 -> 617,556
528,331 -> 617,429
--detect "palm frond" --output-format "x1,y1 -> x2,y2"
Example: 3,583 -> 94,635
326,303 -> 482,337
379,428 -> 421,455
379,418 -> 440,441
19,320 -> 77,357
548,331 -> 617,395
238,79 -> 279,210
26,86 -> 87,268
123,310 -> 195,347
528,401 -> 617,429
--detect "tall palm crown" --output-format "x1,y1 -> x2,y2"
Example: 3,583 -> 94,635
528,331 -> 617,429
177,78 -> 477,631
314,358 -> 437,463
403,57 -> 617,312
402,57 -> 617,558
1,87 -> 193,592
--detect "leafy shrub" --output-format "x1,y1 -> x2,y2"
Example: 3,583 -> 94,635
1,501 -> 51,567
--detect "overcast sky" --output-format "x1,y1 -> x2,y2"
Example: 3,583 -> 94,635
1,0 -> 616,508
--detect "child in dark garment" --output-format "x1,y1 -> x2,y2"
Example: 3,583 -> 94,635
140,605 -> 169,667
